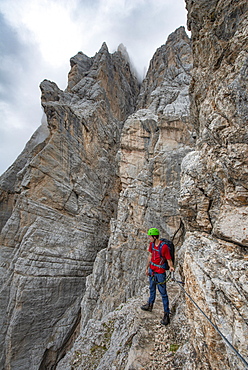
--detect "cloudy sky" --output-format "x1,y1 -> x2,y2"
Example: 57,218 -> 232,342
0,0 -> 189,175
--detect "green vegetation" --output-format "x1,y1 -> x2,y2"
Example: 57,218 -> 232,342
169,343 -> 180,352
90,344 -> 107,354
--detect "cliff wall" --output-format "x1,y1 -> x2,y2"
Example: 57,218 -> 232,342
58,1 -> 248,368
0,0 -> 247,368
180,0 -> 248,368
0,44 -> 139,369
79,26 -> 193,327
58,27 -> 195,370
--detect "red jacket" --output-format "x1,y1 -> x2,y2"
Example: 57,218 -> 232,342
148,241 -> 171,273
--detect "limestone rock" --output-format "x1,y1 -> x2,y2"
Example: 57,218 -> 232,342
65,42 -> 139,121
76,27 -> 193,334
180,0 -> 248,368
138,26 -> 192,122
1,0 -> 246,367
67,51 -> 93,91
57,285 -> 196,370
57,26 -> 194,370
0,44 -> 139,369
183,232 -> 248,370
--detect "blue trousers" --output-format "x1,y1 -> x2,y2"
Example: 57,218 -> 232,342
148,268 -> 170,313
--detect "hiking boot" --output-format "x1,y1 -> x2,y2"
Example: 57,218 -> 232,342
161,312 -> 170,326
141,303 -> 153,312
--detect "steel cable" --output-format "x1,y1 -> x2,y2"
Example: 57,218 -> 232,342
171,273 -> 248,369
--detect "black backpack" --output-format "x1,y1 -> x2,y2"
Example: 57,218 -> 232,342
158,238 -> 175,270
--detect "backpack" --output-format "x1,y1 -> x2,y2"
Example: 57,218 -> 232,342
152,238 -> 175,270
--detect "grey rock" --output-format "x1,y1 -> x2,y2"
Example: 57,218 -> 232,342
58,26 -> 194,370
1,1 -> 247,367
180,0 -> 248,367
0,43 -> 139,369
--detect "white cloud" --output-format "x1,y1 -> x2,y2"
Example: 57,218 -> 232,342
1,0 -> 82,66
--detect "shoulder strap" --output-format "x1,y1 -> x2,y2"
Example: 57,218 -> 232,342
159,241 -> 165,257
152,242 -> 165,258
150,242 -> 167,270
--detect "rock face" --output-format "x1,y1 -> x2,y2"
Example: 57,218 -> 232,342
180,0 -> 248,368
0,0 -> 247,368
0,25 -> 194,369
58,285 -> 197,370
80,25 -> 193,326
0,43 -> 139,369
57,26 -> 194,369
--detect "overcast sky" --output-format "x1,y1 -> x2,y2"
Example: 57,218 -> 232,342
0,0 -> 189,175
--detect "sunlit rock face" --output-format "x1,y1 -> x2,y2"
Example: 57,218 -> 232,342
57,27 -> 194,369
80,26 -> 193,328
0,43 -> 139,369
138,26 -> 192,121
1,0 -> 246,365
180,0 -> 248,368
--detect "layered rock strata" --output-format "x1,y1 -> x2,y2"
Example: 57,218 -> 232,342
58,285 -> 197,370
0,25 -> 194,369
57,27 -> 194,369
179,0 -> 248,368
79,26 -> 193,329
0,44 -> 139,369
1,0 -> 246,366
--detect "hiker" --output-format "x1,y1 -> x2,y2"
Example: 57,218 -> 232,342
141,228 -> 175,326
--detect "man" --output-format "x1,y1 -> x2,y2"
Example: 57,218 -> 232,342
141,228 -> 175,325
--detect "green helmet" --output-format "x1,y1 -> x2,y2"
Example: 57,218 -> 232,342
147,228 -> 159,236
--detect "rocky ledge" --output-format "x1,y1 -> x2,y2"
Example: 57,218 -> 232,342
0,0 -> 248,368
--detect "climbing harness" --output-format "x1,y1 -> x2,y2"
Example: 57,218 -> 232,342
150,261 -> 166,269
151,243 -> 167,270
149,271 -> 171,285
151,239 -> 175,270
171,273 -> 248,369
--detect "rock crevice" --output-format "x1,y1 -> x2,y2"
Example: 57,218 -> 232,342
0,1 -> 247,367
0,43 -> 139,370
